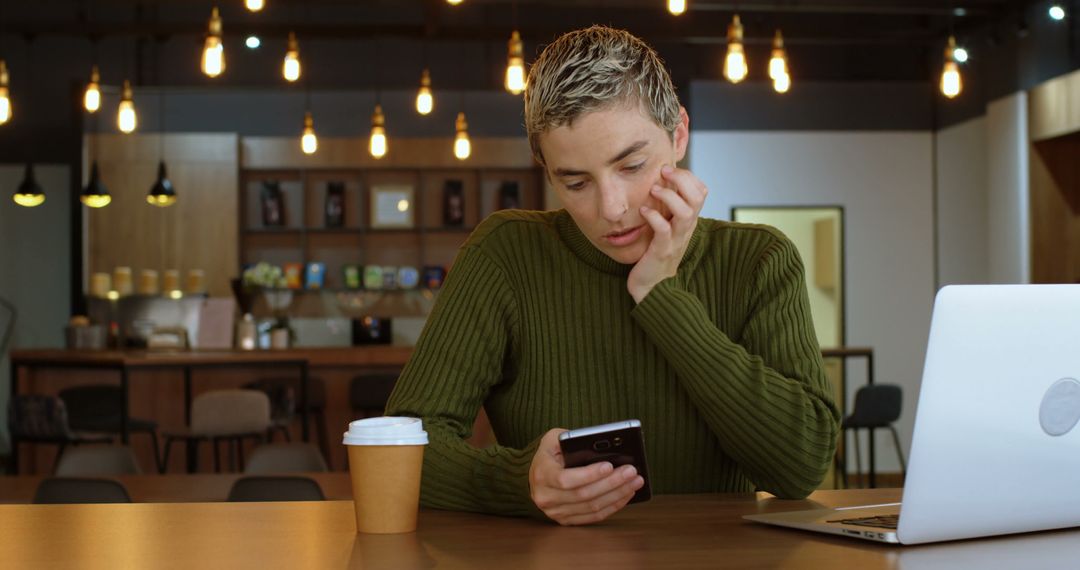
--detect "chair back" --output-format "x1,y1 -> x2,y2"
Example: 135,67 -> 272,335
0,296 -> 14,357
227,475 -> 325,502
844,384 -> 903,428
58,385 -> 124,431
33,477 -> 132,504
245,443 -> 328,474
190,389 -> 271,436
7,395 -> 75,440
55,446 -> 141,477
242,378 -> 296,421
349,372 -> 399,413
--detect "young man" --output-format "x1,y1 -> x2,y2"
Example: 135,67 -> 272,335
385,25 -> 839,526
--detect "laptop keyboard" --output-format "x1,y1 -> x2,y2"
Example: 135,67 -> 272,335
826,514 -> 899,529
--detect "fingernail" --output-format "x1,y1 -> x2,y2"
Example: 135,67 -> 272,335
600,462 -> 614,473
621,465 -> 637,478
633,476 -> 645,488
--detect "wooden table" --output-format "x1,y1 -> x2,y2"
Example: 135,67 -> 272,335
2,487 -> 1080,569
0,473 -> 354,504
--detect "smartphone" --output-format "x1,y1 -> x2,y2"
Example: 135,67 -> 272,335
558,419 -> 652,504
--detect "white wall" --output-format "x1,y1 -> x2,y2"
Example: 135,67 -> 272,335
0,164 -> 71,453
690,132 -> 937,473
936,117 -> 990,286
986,93 -> 1031,284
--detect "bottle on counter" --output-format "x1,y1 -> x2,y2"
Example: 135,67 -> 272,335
237,313 -> 257,350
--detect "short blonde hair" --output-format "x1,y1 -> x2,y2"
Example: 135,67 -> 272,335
524,25 -> 681,165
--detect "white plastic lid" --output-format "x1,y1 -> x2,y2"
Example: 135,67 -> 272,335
342,416 -> 429,446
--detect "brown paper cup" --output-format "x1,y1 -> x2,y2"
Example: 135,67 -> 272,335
347,444 -> 425,534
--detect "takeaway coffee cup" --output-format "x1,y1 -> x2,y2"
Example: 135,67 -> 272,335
343,416 -> 428,534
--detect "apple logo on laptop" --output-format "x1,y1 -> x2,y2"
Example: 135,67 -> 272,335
1039,378 -> 1080,436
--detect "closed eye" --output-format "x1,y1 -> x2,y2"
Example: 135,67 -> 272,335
565,180 -> 587,191
623,162 -> 645,173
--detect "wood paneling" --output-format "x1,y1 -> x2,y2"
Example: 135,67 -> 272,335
86,133 -> 239,297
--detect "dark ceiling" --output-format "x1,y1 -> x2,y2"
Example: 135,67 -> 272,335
0,0 -> 1040,86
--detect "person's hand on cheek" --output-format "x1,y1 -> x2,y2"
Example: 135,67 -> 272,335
626,165 -> 707,303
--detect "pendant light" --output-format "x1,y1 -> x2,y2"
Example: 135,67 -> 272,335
84,65 -> 101,112
416,68 -> 434,115
454,111 -> 471,160
769,31 -> 790,94
81,161 -> 111,208
668,0 -> 686,16
201,6 -> 225,78
940,36 -> 962,99
148,92 -> 176,207
505,30 -> 526,95
283,32 -> 301,82
0,59 -> 11,125
147,161 -> 176,206
724,14 -> 748,84
13,163 -> 45,207
118,79 -> 137,133
447,0 -> 463,5
301,110 -> 317,154
245,0 -> 265,12
369,103 -> 387,159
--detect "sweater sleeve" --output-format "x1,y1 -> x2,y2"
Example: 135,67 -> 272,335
384,245 -> 543,517
629,235 -> 840,498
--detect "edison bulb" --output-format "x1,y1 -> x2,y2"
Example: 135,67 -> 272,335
84,66 -> 101,112
941,61 -> 961,98
283,32 -> 301,82
668,0 -> 686,15
301,111 -> 317,154
118,80 -> 137,133
245,0 -> 265,12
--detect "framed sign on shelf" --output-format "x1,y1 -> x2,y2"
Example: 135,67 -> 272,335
370,185 -> 415,229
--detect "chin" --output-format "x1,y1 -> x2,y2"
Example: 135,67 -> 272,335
601,243 -> 647,265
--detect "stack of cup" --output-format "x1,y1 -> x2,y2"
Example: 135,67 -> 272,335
342,417 -> 428,534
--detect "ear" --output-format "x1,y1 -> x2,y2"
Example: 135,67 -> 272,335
673,106 -> 690,162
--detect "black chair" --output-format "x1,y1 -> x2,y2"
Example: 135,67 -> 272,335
243,376 -> 331,469
227,475 -> 326,502
244,443 -> 329,475
836,384 -> 906,488
58,385 -> 161,472
7,394 -> 113,474
349,372 -> 400,419
33,477 -> 132,504
160,390 -> 272,474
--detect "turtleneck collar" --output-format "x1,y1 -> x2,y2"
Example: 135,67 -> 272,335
554,209 -> 705,277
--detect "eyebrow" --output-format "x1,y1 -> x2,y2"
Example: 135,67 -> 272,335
552,140 -> 650,178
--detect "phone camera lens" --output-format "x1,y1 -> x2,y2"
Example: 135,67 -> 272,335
613,437 -> 623,446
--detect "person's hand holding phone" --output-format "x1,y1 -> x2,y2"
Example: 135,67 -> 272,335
529,428 -> 645,526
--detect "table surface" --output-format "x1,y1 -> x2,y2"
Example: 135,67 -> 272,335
3,486 -> 1080,569
10,346 -> 412,368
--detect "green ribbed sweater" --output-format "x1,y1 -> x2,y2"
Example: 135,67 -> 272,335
385,209 -> 840,517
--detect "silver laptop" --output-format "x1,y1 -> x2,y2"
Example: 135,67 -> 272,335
745,285 -> 1080,545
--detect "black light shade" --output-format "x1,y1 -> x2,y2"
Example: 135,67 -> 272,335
147,160 -> 176,207
13,163 -> 45,207
80,161 -> 111,208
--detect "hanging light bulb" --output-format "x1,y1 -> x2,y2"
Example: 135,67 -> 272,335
0,60 -> 11,125
454,111 -> 471,160
416,68 -> 434,115
773,72 -> 790,94
369,104 -> 387,159
768,31 -> 788,81
724,15 -> 748,83
447,0 -> 463,5
201,6 -> 225,78
147,160 -> 176,207
301,110 -> 318,154
769,30 -> 790,93
81,160 -> 111,208
245,0 -> 265,12
283,32 -> 301,82
668,0 -> 687,16
940,36 -> 962,99
505,30 -> 526,95
117,80 -> 137,133
13,163 -> 45,207
84,65 -> 101,113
